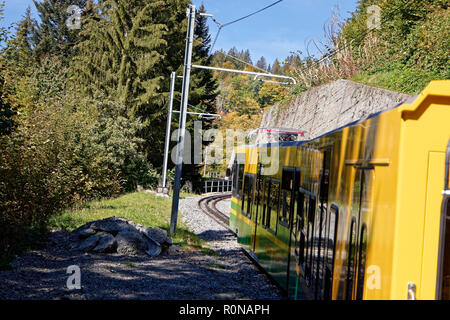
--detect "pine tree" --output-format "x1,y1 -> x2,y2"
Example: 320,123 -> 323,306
15,7 -> 37,54
32,0 -> 89,62
73,0 -> 192,167
256,56 -> 267,71
271,59 -> 282,74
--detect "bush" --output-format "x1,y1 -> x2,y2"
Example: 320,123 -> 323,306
0,73 -> 154,263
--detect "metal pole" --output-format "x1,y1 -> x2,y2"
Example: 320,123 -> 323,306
170,4 -> 196,235
162,71 -> 176,191
203,146 -> 208,177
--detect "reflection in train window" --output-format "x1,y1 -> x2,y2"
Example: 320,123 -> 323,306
305,196 -> 316,284
241,174 -> 249,214
241,174 -> 254,218
263,178 -> 270,228
296,192 -> 305,264
280,168 -> 294,228
356,224 -> 367,300
323,204 -> 339,300
237,162 -> 245,199
269,180 -> 280,233
253,166 -> 263,222
346,218 -> 357,300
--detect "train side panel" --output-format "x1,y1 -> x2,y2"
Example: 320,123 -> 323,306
392,81 -> 450,299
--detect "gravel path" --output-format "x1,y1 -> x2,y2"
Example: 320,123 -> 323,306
0,195 -> 282,300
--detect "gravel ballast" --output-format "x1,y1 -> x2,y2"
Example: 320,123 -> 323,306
0,195 -> 282,300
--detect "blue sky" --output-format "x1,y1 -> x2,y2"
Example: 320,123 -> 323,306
1,0 -> 359,65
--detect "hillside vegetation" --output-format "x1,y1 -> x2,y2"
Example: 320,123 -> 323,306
0,0 -> 217,264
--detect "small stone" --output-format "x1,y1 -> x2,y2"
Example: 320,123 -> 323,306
142,227 -> 168,245
78,228 -> 96,239
146,241 -> 162,256
92,233 -> 117,253
76,234 -> 100,252
167,245 -> 182,255
116,230 -> 148,255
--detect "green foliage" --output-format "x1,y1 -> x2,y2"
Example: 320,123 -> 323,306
338,0 -> 449,94
73,0 -> 169,113
32,0 -> 90,62
0,54 -> 151,263
352,62 -> 444,94
83,97 -> 154,191
402,7 -> 449,77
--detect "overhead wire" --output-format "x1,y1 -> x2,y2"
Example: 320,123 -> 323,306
221,0 -> 283,28
210,0 -> 284,52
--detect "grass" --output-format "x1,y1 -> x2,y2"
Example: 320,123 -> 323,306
48,191 -> 215,255
351,63 -> 446,95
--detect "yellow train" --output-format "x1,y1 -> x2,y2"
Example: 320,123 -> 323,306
229,80 -> 450,300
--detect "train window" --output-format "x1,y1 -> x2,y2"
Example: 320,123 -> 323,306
247,175 -> 254,218
253,169 -> 264,223
346,218 -> 357,300
295,192 -> 305,264
280,168 -> 294,227
231,161 -> 238,197
356,224 -> 367,300
323,204 -> 339,300
236,162 -> 245,199
241,174 -> 253,218
291,169 -> 300,227
280,190 -> 291,227
305,196 -> 316,284
253,164 -> 263,221
262,178 -> 270,227
268,180 -> 280,233
282,168 -> 294,190
241,175 -> 248,212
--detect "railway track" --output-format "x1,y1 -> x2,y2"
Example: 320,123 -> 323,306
197,193 -> 234,235
197,192 -> 288,296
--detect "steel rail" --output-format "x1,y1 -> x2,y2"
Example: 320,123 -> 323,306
197,193 -> 233,234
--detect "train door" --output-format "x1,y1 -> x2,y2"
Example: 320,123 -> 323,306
288,168 -> 302,299
281,167 -> 300,290
314,148 -> 331,299
436,140 -> 450,299
240,173 -> 255,249
345,168 -> 370,300
250,163 -> 263,253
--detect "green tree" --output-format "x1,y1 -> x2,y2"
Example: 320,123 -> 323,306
256,56 -> 267,71
271,59 -> 282,74
32,0 -> 90,62
73,0 -> 192,168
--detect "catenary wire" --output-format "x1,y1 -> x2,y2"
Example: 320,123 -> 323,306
210,0 -> 284,52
